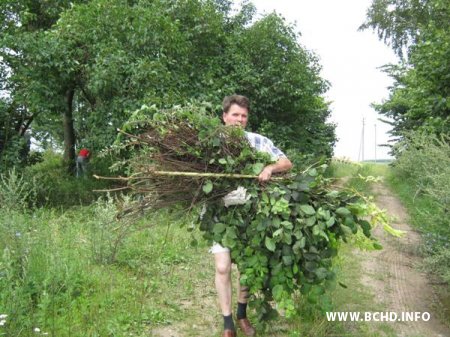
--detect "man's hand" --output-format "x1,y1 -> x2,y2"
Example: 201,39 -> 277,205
258,158 -> 293,183
258,166 -> 273,183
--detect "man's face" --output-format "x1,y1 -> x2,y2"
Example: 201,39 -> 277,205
223,104 -> 248,128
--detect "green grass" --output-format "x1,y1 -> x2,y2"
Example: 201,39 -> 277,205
0,205 -> 201,336
385,172 -> 449,245
326,161 -> 361,179
329,162 -> 389,196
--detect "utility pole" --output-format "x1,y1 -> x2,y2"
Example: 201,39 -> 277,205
358,117 -> 366,161
374,123 -> 377,162
357,117 -> 365,162
362,118 -> 365,162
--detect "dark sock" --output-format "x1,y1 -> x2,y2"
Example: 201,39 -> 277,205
223,314 -> 235,331
236,302 -> 247,320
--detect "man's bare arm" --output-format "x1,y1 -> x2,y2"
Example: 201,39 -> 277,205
258,157 -> 293,182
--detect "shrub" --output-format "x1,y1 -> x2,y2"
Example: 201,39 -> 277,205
392,132 -> 450,208
390,131 -> 450,286
423,247 -> 450,284
0,208 -> 108,336
24,151 -> 114,208
0,167 -> 36,211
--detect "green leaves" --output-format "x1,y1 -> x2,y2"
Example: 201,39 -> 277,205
198,164 -> 379,321
222,227 -> 238,249
272,284 -> 284,301
252,163 -> 264,175
271,198 -> 290,215
362,0 -> 450,141
299,204 -> 315,216
336,207 -> 351,217
202,181 -> 213,194
326,216 -> 335,228
265,237 -> 276,252
213,222 -> 226,235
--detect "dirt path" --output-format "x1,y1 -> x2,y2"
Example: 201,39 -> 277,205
359,181 -> 449,337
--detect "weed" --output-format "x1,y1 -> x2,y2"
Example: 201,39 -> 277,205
0,167 -> 36,210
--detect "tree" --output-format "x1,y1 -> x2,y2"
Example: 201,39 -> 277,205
0,0 -> 88,170
359,0 -> 430,59
2,0 -> 336,171
219,13 -> 334,156
361,0 -> 450,142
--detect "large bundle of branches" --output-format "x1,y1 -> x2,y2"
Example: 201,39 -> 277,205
104,104 -> 279,218
101,104 -> 395,321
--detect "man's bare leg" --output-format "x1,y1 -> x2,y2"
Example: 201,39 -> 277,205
215,251 -> 233,315
214,251 -> 236,336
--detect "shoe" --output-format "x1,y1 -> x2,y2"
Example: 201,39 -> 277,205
237,318 -> 256,336
222,329 -> 236,337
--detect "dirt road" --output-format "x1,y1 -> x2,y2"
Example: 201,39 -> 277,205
359,182 -> 449,337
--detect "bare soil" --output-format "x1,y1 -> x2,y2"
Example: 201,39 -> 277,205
358,182 -> 450,337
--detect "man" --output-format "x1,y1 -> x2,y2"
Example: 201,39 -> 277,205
214,95 -> 293,337
76,148 -> 90,177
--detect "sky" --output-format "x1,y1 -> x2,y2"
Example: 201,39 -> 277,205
247,0 -> 399,161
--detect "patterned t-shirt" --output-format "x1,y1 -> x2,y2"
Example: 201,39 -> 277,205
245,131 -> 286,161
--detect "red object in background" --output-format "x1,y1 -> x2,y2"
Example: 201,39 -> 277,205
79,148 -> 90,158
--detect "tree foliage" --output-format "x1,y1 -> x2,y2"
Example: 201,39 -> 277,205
361,0 -> 450,143
0,0 -> 88,169
1,0 -> 335,171
359,0 -> 431,58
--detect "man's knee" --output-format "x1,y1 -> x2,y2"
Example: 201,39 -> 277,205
215,259 -> 231,276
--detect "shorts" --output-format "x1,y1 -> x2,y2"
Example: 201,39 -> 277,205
209,242 -> 230,254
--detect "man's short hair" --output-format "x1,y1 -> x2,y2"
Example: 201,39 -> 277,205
222,95 -> 250,113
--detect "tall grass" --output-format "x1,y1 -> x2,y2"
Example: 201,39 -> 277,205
0,168 -> 36,211
23,151 -> 115,208
392,132 -> 450,209
0,204 -> 201,336
386,132 -> 450,280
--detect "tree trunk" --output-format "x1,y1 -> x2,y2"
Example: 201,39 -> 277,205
63,88 -> 76,174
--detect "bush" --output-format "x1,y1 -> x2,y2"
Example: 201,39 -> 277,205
24,151 -> 115,208
392,132 -> 450,208
423,247 -> 450,284
0,167 -> 36,211
390,131 -> 450,286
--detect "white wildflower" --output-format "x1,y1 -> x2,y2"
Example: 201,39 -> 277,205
0,314 -> 7,326
34,327 -> 41,333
